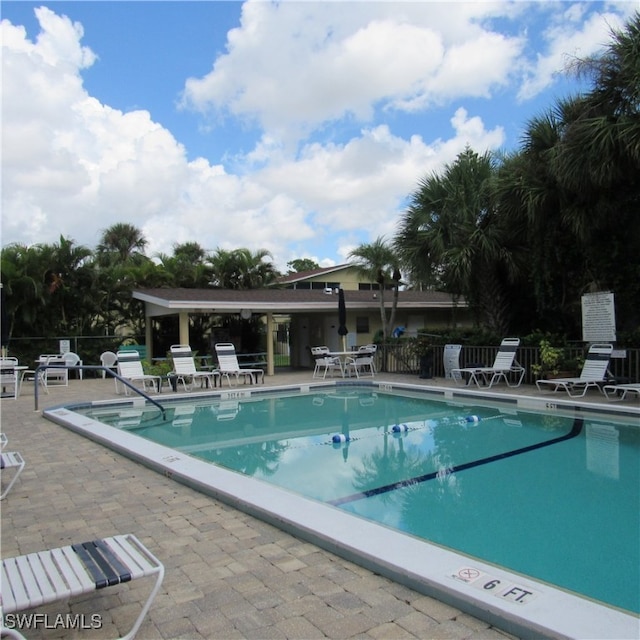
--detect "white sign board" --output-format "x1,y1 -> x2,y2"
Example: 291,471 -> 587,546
443,344 -> 462,379
59,339 -> 71,354
581,292 -> 616,342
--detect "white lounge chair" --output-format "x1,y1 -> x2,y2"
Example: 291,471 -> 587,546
451,338 -> 525,388
116,351 -> 161,395
169,344 -> 218,391
603,382 -> 640,402
311,346 -> 343,379
215,343 -> 264,386
536,343 -> 613,398
0,450 -> 25,500
0,533 -> 164,640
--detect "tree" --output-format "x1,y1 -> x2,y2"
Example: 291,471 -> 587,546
396,148 -> 522,334
156,242 -> 212,288
96,223 -> 149,266
348,237 -> 402,341
286,258 -> 320,274
208,248 -> 278,289
0,237 -> 96,338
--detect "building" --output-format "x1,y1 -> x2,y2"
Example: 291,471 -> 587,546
132,265 -> 469,374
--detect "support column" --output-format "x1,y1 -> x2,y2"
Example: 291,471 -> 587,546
145,316 -> 153,359
179,312 -> 190,347
266,312 -> 274,376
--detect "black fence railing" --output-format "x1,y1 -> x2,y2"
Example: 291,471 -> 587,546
376,343 -> 640,385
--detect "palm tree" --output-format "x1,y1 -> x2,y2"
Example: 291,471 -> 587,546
96,223 -> 149,265
348,237 -> 402,341
208,248 -> 278,289
156,242 -> 212,288
396,148 -> 521,334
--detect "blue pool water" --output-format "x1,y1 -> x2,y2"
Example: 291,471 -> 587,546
79,387 -> 639,614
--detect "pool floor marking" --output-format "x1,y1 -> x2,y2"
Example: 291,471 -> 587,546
328,418 -> 584,506
451,566 -> 538,605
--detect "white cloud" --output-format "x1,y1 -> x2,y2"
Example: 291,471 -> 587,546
181,2 -> 524,141
518,8 -> 628,100
2,2 -> 632,271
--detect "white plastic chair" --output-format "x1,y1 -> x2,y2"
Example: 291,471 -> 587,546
63,351 -> 83,380
345,347 -> 376,378
0,357 -> 21,399
38,354 -> 69,388
100,351 -> 118,379
311,346 -> 343,379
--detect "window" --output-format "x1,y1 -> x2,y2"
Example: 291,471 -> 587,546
356,316 -> 369,334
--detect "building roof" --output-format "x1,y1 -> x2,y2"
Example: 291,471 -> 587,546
276,264 -> 353,285
133,287 -> 465,316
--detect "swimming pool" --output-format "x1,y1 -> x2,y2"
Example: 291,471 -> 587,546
45,381 -> 640,639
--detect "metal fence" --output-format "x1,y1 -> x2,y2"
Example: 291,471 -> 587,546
7,334 -> 640,384
377,343 -> 640,384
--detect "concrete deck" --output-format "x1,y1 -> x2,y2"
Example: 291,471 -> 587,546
2,370 -> 637,639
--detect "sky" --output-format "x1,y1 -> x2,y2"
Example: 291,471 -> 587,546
1,1 -> 636,271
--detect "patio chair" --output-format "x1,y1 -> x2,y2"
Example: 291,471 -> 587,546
536,343 -> 613,398
603,382 -> 640,402
0,432 -> 7,448
215,343 -> 264,386
169,344 -> 218,391
311,346 -> 343,379
100,351 -> 118,379
0,533 -> 164,640
63,351 -> 83,380
115,351 -> 161,395
451,338 -> 525,388
37,354 -> 69,388
0,357 -> 21,399
0,450 -> 25,500
344,347 -> 376,378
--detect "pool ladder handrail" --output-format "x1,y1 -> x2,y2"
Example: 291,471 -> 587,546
32,364 -> 167,419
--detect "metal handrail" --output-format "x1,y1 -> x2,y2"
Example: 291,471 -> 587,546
33,364 -> 167,419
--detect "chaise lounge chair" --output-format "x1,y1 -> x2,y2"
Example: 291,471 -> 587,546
115,351 -> 161,395
451,338 -> 525,388
1,533 -> 164,640
535,343 -> 613,398
215,343 -> 264,386
602,382 -> 640,402
169,344 -> 219,391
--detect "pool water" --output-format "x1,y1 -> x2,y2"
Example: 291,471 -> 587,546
81,387 -> 640,614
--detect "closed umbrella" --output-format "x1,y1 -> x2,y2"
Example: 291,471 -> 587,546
337,288 -> 348,351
